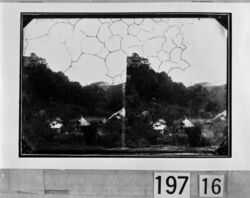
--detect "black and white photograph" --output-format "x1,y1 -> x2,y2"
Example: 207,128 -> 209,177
20,13 -> 231,157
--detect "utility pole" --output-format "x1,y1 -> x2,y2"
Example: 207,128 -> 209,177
121,80 -> 126,148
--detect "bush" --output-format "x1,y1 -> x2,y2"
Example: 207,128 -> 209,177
83,125 -> 98,145
144,129 -> 162,144
136,138 -> 150,148
175,133 -> 189,146
23,115 -> 55,145
185,126 -> 202,147
200,136 -> 212,147
96,133 -> 120,148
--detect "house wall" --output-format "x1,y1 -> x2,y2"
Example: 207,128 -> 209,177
0,170 -> 250,198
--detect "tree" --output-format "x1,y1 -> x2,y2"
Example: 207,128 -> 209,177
188,85 -> 209,116
205,101 -> 219,114
22,53 -> 125,150
185,126 -> 202,147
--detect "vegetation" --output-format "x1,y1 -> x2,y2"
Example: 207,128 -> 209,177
125,53 -> 227,148
22,53 -> 123,151
21,53 -> 227,154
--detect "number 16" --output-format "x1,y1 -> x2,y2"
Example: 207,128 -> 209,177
199,175 -> 224,197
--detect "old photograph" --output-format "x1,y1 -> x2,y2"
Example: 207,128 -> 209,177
20,13 -> 231,157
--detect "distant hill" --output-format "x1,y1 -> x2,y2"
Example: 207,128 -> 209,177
89,81 -> 124,93
196,83 -> 226,111
206,84 -> 226,111
22,54 -> 123,120
88,81 -> 110,91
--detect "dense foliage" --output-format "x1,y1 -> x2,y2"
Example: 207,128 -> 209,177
126,53 -> 225,118
22,53 -> 123,151
21,53 -> 226,153
125,53 -> 226,147
23,53 -> 122,117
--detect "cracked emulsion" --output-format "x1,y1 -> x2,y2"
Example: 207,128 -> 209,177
23,18 -> 196,85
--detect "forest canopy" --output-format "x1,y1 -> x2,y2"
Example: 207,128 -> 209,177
126,53 -> 226,121
21,53 -> 226,152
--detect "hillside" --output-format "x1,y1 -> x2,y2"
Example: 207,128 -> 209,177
193,82 -> 226,113
205,84 -> 226,111
22,54 -> 123,138
21,53 -> 228,154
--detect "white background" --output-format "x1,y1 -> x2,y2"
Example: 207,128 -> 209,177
0,2 -> 250,170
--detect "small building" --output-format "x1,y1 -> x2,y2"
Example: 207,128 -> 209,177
152,119 -> 167,135
49,117 -> 63,133
213,110 -> 227,122
85,117 -> 106,125
79,116 -> 90,126
68,115 -> 106,136
106,108 -> 125,122
182,118 -> 194,128
173,117 -> 194,133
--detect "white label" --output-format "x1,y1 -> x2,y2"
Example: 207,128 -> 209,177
199,175 -> 224,197
154,172 -> 190,198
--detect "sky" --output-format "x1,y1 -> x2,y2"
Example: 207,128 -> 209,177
23,17 -> 227,86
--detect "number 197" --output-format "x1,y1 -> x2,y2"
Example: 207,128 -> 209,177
155,175 -> 189,195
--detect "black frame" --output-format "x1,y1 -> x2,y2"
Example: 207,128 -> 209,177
19,12 -> 232,158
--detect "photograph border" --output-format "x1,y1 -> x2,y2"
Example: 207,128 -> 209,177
19,12 -> 232,158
